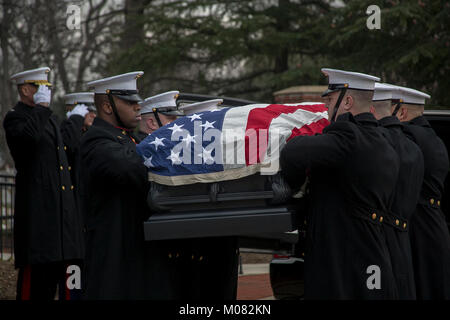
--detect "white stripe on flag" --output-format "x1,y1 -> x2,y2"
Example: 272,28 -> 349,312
221,104 -> 271,170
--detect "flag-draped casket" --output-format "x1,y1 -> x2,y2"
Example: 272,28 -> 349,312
136,103 -> 329,240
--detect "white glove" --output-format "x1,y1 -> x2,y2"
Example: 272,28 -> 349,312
67,104 -> 89,119
33,85 -> 51,105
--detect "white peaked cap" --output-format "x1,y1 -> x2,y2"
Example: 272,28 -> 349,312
139,91 -> 180,115
321,68 -> 380,96
179,99 -> 224,116
373,83 -> 399,101
394,85 -> 430,105
10,67 -> 52,86
64,92 -> 95,105
87,71 -> 144,102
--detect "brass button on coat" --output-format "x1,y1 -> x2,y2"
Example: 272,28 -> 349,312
70,185 -> 74,190
395,219 -> 400,226
60,166 -> 63,171
430,198 -> 435,205
64,146 -> 67,151
403,222 -> 407,229
62,185 -> 65,191
371,213 -> 377,220
379,216 -> 383,223
68,166 -> 72,171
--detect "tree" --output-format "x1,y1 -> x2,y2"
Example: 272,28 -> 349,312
107,0 -> 332,101
0,0 -> 124,169
321,0 -> 450,107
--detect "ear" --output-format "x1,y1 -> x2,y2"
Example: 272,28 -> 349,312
343,95 -> 353,111
398,106 -> 408,121
101,99 -> 113,115
147,116 -> 159,131
20,85 -> 30,97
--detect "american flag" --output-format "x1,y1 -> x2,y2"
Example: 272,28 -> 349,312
136,103 -> 329,186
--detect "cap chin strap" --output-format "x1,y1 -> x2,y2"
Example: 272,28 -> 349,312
152,108 -> 164,128
107,93 -> 127,128
391,100 -> 402,117
331,87 -> 347,123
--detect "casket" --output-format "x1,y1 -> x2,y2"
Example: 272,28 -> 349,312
144,173 -> 303,244
140,101 -> 326,246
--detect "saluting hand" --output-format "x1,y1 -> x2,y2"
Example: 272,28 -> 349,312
66,104 -> 89,119
33,85 -> 51,107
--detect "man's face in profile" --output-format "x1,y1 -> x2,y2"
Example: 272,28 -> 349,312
114,96 -> 141,129
324,91 -> 340,122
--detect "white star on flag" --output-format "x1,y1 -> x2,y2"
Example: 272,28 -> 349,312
200,120 -> 216,131
187,113 -> 202,122
143,155 -> 154,167
181,133 -> 197,146
198,147 -> 214,164
149,137 -> 165,150
210,109 -> 221,112
168,123 -> 184,134
167,149 -> 182,165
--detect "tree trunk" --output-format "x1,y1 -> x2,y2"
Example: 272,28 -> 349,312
0,0 -> 15,169
46,0 -> 70,93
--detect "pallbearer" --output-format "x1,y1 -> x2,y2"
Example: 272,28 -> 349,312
137,91 -> 183,140
370,83 -> 425,299
281,68 -> 400,299
394,86 -> 450,299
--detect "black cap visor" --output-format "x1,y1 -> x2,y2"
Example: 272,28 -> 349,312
321,84 -> 348,97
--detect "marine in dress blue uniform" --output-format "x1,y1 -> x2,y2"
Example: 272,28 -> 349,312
395,86 -> 450,299
281,69 -> 400,299
370,83 -> 425,299
3,67 -> 84,300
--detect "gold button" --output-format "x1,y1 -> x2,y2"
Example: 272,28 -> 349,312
57,146 -> 60,150
62,186 -> 65,191
301,252 -> 305,257
438,200 -> 441,206
168,253 -> 172,259
68,166 -> 72,171
122,130 -> 126,135
371,213 -> 377,220
403,222 -> 407,229
191,254 -> 195,260
70,185 -> 74,190
395,219 -> 400,226
60,166 -> 63,171
64,146 -> 67,151
430,198 -> 435,205
199,256 -> 203,261
379,216 -> 383,223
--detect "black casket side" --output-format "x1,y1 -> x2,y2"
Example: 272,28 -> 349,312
144,173 -> 301,241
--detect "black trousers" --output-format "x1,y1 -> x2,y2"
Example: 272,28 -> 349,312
16,260 -> 83,300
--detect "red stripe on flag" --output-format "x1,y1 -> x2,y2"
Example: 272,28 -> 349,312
287,118 -> 329,141
244,104 -> 326,165
21,265 -> 31,300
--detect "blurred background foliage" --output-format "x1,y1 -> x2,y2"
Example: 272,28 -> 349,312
0,0 -> 449,167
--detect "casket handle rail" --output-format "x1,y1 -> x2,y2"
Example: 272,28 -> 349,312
209,182 -> 220,203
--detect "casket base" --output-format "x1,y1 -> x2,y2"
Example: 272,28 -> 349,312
144,206 -> 296,241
